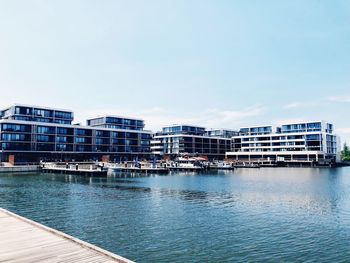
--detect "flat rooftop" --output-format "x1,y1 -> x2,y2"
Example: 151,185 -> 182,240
2,103 -> 73,113
87,115 -> 144,122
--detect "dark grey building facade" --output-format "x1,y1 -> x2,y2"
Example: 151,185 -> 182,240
0,104 -> 152,163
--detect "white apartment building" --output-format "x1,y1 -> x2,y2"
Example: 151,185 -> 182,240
226,121 -> 339,164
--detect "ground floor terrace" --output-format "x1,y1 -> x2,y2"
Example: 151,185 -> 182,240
0,151 -> 152,164
225,151 -> 337,165
158,153 -> 227,161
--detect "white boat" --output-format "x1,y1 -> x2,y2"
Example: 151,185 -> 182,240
169,157 -> 205,170
216,161 -> 234,169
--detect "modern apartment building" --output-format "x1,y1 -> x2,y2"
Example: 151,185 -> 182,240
226,121 -> 339,164
0,104 -> 152,163
86,115 -> 145,130
151,125 -> 236,160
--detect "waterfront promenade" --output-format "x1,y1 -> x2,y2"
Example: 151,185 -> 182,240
0,208 -> 133,263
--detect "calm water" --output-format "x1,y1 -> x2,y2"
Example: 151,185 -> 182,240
1,168 -> 350,262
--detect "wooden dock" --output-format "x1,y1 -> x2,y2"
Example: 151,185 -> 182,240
110,167 -> 169,174
0,165 -> 40,173
42,167 -> 108,176
41,163 -> 107,176
0,208 -> 134,263
168,167 -> 204,172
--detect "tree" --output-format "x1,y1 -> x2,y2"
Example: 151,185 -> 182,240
341,143 -> 350,161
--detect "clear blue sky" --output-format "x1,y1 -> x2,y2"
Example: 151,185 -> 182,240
0,0 -> 349,143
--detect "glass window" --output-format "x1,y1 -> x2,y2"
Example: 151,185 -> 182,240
1,133 -> 27,141
1,142 -> 31,150
37,126 -> 55,134
75,137 -> 86,143
34,108 -> 52,118
76,129 -> 92,136
57,127 -> 67,134
56,136 -> 67,143
37,143 -> 55,151
54,111 -> 72,119
15,106 -> 32,115
37,135 -> 50,142
1,124 -> 31,132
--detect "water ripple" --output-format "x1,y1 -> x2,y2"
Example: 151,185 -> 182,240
1,168 -> 350,262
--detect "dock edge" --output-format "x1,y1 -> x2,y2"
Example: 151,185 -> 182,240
0,208 -> 135,263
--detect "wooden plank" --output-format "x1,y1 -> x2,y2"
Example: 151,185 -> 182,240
0,208 -> 134,263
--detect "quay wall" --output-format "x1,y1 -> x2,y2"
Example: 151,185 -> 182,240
0,165 -> 41,173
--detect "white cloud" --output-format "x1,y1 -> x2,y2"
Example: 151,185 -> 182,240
75,105 -> 266,132
283,100 -> 321,109
327,96 -> 350,103
74,106 -> 200,131
282,94 -> 350,110
336,128 -> 350,134
219,107 -> 264,120
202,106 -> 266,128
283,102 -> 303,109
336,128 -> 350,145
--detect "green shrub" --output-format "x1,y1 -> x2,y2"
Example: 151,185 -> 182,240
341,143 -> 350,161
